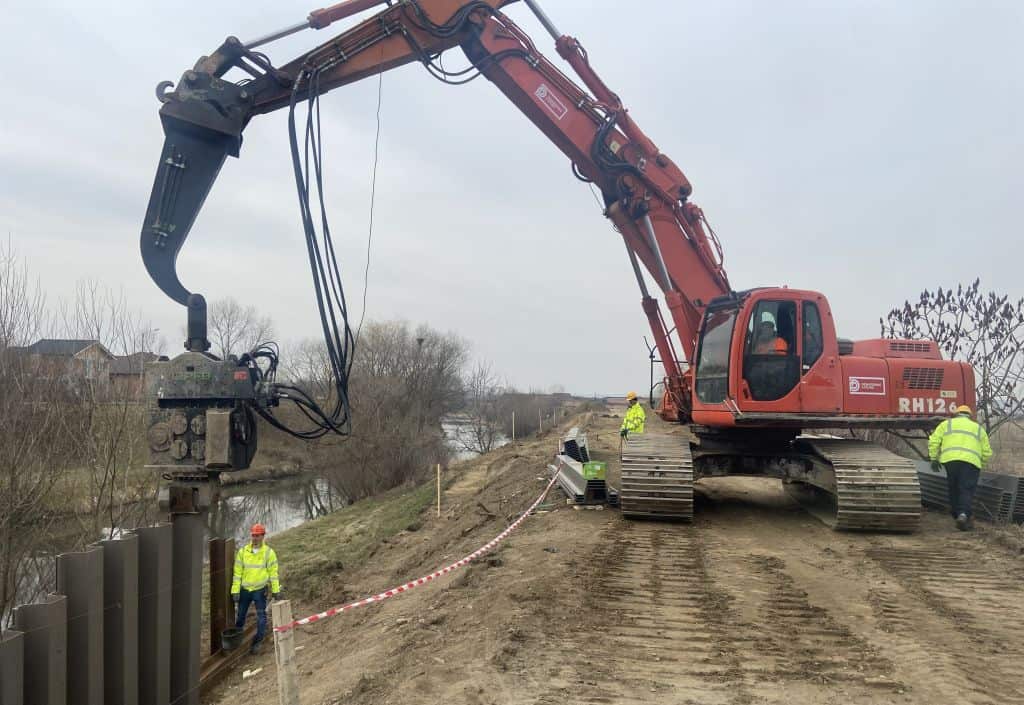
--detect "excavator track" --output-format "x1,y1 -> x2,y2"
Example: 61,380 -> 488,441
620,434 -> 694,520
801,439 -> 922,532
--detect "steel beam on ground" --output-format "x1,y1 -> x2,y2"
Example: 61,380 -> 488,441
56,545 -> 103,705
0,630 -> 24,705
551,455 -> 610,505
551,460 -> 586,503
560,427 -> 590,463
1015,477 -> 1024,522
13,594 -> 67,705
170,515 -> 203,705
101,534 -> 139,705
136,525 -> 172,705
916,461 -> 1017,522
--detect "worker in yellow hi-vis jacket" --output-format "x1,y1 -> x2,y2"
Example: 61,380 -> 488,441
928,405 -> 992,531
620,391 -> 646,439
231,523 -> 281,654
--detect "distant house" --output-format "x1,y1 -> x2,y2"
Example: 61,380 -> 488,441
9,339 -> 159,399
11,339 -> 115,388
110,351 -> 160,398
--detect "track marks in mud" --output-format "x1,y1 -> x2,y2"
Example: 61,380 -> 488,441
867,543 -> 1024,643
541,524 -> 902,704
536,523 -> 752,705
598,525 -> 754,704
738,553 -> 896,690
867,542 -> 1024,704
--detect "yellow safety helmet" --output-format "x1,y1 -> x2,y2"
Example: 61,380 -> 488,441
625,391 -> 638,401
955,405 -> 974,416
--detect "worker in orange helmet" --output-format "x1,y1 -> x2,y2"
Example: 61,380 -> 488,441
928,405 -> 992,531
231,523 -> 282,654
753,320 -> 788,354
620,391 -> 646,439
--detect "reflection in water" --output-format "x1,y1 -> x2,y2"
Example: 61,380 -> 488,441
10,421 -> 479,618
441,420 -> 510,462
209,477 -> 339,543
8,476 -> 339,620
8,553 -> 57,618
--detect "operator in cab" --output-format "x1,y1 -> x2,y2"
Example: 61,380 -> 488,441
928,405 -> 992,531
620,391 -> 646,439
753,321 -> 788,354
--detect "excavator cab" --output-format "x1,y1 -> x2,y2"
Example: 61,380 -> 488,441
691,288 -> 843,426
690,286 -> 975,430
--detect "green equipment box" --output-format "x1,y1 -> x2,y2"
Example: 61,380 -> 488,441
582,461 -> 607,480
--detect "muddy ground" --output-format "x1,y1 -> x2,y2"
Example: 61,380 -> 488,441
211,412 -> 1024,705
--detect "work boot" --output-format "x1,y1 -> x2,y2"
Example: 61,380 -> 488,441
955,513 -> 969,531
249,639 -> 262,656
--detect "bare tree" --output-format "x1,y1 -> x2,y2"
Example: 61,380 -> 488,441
883,280 -> 1024,434
53,283 -> 161,538
0,246 -> 71,624
285,338 -> 334,400
0,239 -> 46,349
496,390 -> 564,438
208,297 -> 275,359
460,361 -> 505,455
300,321 -> 468,504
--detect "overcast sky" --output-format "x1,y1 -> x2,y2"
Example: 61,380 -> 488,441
1,0 -> 1021,396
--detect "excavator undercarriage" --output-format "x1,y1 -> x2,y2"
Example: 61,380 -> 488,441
620,428 -> 922,532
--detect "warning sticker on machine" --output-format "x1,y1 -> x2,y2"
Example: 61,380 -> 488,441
535,83 -> 568,121
940,390 -> 958,399
848,376 -> 886,396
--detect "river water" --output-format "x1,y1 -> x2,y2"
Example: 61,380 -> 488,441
7,419 -> 507,617
6,476 -> 339,620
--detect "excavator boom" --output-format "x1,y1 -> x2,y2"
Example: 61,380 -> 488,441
142,1 -> 964,533
141,0 -> 732,421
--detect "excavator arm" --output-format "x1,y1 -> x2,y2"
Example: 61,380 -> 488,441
141,0 -> 732,418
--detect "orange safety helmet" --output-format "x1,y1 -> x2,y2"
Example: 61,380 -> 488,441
250,523 -> 267,536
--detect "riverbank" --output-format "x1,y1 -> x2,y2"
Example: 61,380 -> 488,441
210,412 -> 1024,705
219,463 -> 305,486
205,414 -> 584,705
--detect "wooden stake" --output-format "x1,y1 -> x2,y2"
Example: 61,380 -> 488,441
437,464 -> 442,518
272,600 -> 300,705
512,411 -> 516,442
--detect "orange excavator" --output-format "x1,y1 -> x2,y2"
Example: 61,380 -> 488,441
141,0 -> 974,531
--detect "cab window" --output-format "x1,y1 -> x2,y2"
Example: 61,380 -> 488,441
744,301 -> 796,355
743,300 -> 799,401
802,301 -> 824,372
695,308 -> 737,404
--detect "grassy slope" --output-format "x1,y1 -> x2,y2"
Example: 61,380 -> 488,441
271,481 -> 437,600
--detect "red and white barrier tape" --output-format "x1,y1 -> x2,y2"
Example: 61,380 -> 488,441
273,470 -> 561,633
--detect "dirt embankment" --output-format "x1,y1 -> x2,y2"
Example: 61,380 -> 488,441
209,413 -> 1024,705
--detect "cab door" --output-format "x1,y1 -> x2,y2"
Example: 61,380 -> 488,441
735,298 -> 802,412
798,298 -> 842,413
